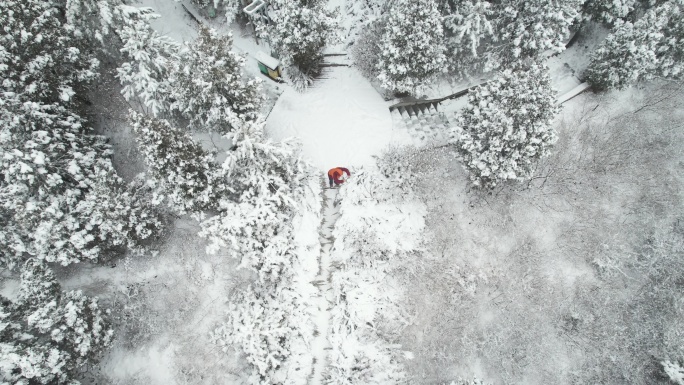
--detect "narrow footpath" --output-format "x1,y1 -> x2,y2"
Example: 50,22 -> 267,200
308,182 -> 342,384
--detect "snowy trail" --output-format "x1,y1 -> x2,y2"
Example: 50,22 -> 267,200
309,183 -> 341,384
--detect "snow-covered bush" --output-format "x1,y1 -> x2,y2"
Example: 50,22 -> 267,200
171,26 -> 262,134
129,111 -> 223,214
456,63 -> 559,189
582,0 -> 637,24
266,0 -> 339,79
377,0 -> 446,93
586,0 -> 684,89
0,259 -> 113,384
496,0 -> 581,66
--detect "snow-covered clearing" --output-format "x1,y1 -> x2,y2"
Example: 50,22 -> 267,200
266,66 -> 413,170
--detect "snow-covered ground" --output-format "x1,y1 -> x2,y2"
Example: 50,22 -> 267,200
266,66 -> 413,170
7,0 -> 679,384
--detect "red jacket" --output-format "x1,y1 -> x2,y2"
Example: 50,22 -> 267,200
328,167 -> 350,184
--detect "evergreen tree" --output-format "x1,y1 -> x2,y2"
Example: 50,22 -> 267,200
189,0 -> 243,23
266,0 -> 339,82
456,63 -> 559,189
586,0 -> 684,89
115,6 -> 180,115
442,0 -> 497,77
0,259 -> 113,384
377,0 -> 447,93
582,0 -> 637,25
0,0 -> 162,268
129,111 -> 223,214
0,96 -> 161,268
496,0 -> 581,66
200,121 -> 307,283
171,27 -> 262,135
0,0 -> 100,105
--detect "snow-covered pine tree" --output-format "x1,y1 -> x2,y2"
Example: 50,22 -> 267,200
582,0 -> 637,25
266,0 -> 339,84
0,0 -> 100,105
442,0 -> 497,76
200,120 -> 307,283
377,0 -> 446,93
495,0 -> 581,66
661,0 -> 684,78
0,0 -> 162,268
0,259 -> 113,384
0,98 -> 162,268
188,0 -> 243,23
586,0 -> 684,89
203,120 -> 316,384
171,26 -> 262,135
456,62 -> 559,189
115,6 -> 180,115
129,111 -> 223,214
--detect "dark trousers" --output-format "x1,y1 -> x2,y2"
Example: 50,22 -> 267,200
328,176 -> 334,188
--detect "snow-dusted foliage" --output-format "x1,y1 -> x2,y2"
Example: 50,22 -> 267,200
582,0 -> 637,24
0,98 -> 161,267
444,1 -> 496,59
377,0 -> 446,93
586,0 -> 684,89
0,0 -> 161,268
266,0 -> 339,78
200,121 -> 307,282
455,63 -> 558,189
496,0 -> 581,65
0,0 -> 100,104
115,6 -> 180,115
0,259 -> 113,384
205,121 -> 319,384
663,360 -> 684,385
442,1 -> 498,77
324,168 -> 425,384
212,284 -> 314,385
352,20 -> 385,81
129,112 -> 223,214
189,0 -> 242,23
171,27 -> 262,134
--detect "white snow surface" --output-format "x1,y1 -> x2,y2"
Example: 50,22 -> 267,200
266,67 -> 413,170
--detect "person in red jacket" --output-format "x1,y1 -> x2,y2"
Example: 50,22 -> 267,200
327,167 -> 350,188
